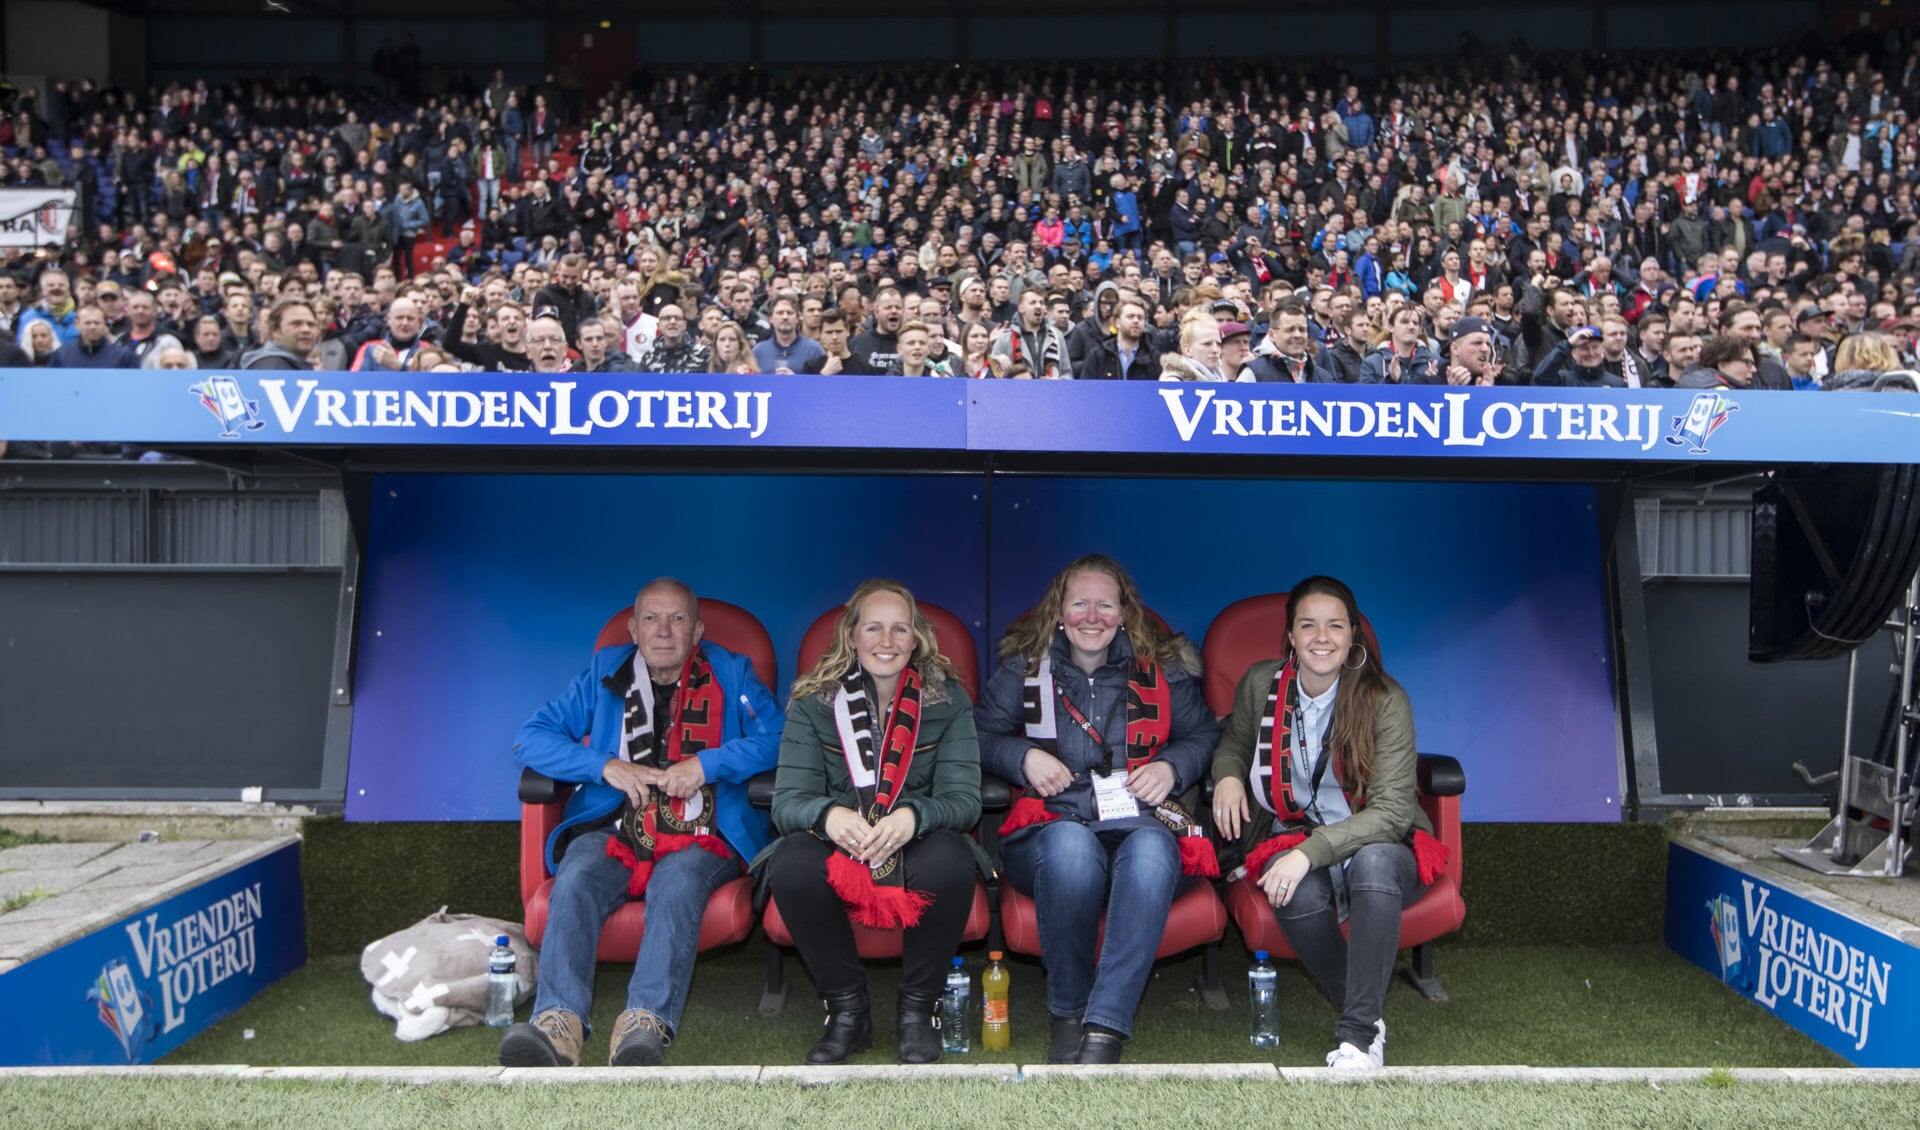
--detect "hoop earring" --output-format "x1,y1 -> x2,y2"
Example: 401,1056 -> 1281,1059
1344,644 -> 1369,671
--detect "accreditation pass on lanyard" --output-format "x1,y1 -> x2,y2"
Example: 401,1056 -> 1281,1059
1091,771 -> 1140,822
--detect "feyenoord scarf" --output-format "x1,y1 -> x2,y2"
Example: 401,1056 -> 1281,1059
998,635 -> 1218,877
826,663 -> 933,928
1243,659 -> 1447,886
604,648 -> 732,896
1007,324 -> 1063,379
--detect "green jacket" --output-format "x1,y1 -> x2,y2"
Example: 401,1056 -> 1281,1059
772,679 -> 982,843
1210,659 -> 1431,872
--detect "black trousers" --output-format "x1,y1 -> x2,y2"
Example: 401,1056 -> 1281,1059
767,829 -> 976,999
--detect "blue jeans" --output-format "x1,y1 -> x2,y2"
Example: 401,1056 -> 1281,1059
1002,820 -> 1181,1038
1270,840 -> 1425,1049
530,828 -> 742,1038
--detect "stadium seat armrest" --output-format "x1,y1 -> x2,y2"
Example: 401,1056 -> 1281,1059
980,772 -> 1012,812
747,769 -> 777,808
1417,754 -> 1466,797
519,767 -> 566,805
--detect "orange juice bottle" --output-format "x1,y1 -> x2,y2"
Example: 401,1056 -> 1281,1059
981,950 -> 1010,1050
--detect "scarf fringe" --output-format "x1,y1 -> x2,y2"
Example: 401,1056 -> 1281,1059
998,795 -> 1060,837
1412,828 -> 1449,886
604,827 -> 733,898
1178,834 -> 1220,878
825,850 -> 933,929
1243,828 -> 1449,886
1243,832 -> 1309,880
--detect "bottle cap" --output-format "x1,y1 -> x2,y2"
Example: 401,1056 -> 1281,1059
497,935 -> 509,945
952,956 -> 964,967
988,950 -> 1003,960
1254,950 -> 1268,961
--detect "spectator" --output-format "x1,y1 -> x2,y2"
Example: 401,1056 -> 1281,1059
240,296 -> 319,370
705,321 -> 755,374
1534,325 -> 1622,388
1362,306 -> 1442,385
1158,310 -> 1231,382
989,289 -> 1071,379
18,268 -> 79,347
641,305 -> 711,374
1248,297 -> 1335,383
118,290 -> 185,368
751,295 -> 823,374
1679,334 -> 1762,390
49,305 -> 139,369
1081,293 -> 1160,381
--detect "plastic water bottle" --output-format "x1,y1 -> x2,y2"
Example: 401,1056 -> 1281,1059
1248,950 -> 1280,1047
981,950 -> 1011,1051
485,935 -> 516,1028
940,957 -> 972,1054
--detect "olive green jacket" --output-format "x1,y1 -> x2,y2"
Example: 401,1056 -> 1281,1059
1210,659 -> 1431,872
772,681 -> 982,842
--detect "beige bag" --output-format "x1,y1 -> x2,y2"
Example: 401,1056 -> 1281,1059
360,906 -> 538,1041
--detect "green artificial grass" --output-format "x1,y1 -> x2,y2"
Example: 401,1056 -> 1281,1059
297,817 -> 1674,956
163,942 -> 1842,1070
3,1078 -> 1911,1130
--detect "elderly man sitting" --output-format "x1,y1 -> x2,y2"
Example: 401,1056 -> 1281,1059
501,578 -> 784,1067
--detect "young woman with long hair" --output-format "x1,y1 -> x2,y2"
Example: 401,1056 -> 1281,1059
764,579 -> 982,1066
1210,575 -> 1444,1071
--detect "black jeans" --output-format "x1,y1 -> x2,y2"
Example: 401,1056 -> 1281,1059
767,829 -> 976,999
1271,840 -> 1427,1049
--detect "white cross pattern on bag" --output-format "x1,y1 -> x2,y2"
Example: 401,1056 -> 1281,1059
376,946 -> 418,986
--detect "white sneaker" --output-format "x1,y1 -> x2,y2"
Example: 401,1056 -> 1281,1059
1324,1042 -> 1381,1071
1368,1019 -> 1387,1062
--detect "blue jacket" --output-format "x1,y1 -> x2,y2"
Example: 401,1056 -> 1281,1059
514,639 -> 785,873
383,193 -> 431,238
975,629 -> 1218,835
1111,189 -> 1141,236
49,336 -> 139,368
1361,342 -> 1444,385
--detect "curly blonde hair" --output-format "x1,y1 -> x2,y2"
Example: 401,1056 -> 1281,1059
789,578 -> 962,704
996,554 -> 1184,671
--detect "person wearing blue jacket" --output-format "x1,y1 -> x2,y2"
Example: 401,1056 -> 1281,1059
500,578 -> 784,1070
1110,173 -> 1143,253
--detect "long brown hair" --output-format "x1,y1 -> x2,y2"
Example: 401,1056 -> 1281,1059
790,578 -> 962,704
1287,576 -> 1401,799
998,554 -> 1185,671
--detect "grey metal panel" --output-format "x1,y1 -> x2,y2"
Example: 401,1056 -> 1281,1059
0,493 -> 143,564
154,492 -> 334,565
1637,500 -> 1751,578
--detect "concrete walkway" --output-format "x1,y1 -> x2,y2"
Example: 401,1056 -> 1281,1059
2,1064 -> 1919,1085
0,835 -> 298,974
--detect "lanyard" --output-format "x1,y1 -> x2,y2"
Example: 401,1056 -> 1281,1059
1053,682 -> 1123,777
1293,698 -> 1335,823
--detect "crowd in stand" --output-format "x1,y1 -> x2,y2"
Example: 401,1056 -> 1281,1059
4,34 -> 1920,454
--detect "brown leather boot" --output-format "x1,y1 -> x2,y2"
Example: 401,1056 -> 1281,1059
498,1008 -> 584,1067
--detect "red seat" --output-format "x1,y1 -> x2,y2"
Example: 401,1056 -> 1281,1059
1200,592 -> 1466,1000
756,599 -> 987,1013
518,597 -> 778,961
794,600 -> 980,702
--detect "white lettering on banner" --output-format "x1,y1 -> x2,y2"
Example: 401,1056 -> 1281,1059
1741,879 -> 1892,1051
258,380 -> 772,439
124,882 -> 264,1034
1158,388 -> 1664,451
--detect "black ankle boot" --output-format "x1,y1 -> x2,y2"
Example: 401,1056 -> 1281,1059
1075,1026 -> 1125,1065
896,991 -> 941,1064
1048,1014 -> 1083,1064
805,989 -> 873,1064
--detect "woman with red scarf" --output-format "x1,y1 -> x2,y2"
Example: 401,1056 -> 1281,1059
764,580 -> 982,1066
1210,575 -> 1445,1071
976,555 -> 1221,1065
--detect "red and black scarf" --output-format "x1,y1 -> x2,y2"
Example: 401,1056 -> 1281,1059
1243,659 -> 1448,886
1007,323 -> 1063,379
998,636 -> 1218,877
826,663 -> 933,928
603,647 -> 733,896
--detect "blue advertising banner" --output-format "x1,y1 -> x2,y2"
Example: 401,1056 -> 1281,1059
966,380 -> 1920,462
0,842 -> 305,1065
0,371 -> 967,450
3,369 -> 1918,463
1666,842 -> 1920,1067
